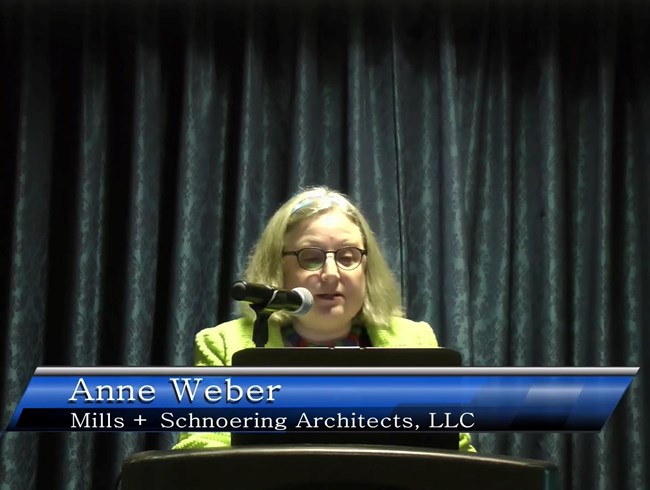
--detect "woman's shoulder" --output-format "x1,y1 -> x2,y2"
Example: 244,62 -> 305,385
389,316 -> 434,331
198,317 -> 254,340
195,317 -> 285,365
194,318 -> 256,366
368,316 -> 439,347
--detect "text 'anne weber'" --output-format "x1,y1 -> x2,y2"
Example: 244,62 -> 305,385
67,377 -> 282,404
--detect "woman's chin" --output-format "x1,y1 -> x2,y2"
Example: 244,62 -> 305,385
296,313 -> 353,334
307,307 -> 350,325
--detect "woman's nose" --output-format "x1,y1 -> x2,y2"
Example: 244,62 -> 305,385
320,254 -> 340,278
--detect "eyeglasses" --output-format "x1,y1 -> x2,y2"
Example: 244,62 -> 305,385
282,247 -> 367,271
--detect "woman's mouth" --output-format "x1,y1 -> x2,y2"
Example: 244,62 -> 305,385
315,293 -> 343,301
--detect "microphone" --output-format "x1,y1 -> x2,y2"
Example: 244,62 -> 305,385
231,281 -> 313,317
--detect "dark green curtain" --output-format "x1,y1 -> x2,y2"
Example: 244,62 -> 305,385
1,0 -> 648,489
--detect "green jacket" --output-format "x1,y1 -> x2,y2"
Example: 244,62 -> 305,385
173,316 -> 475,451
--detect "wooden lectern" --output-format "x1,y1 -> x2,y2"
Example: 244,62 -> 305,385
121,445 -> 559,490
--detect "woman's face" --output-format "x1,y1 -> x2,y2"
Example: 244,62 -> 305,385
282,210 -> 366,341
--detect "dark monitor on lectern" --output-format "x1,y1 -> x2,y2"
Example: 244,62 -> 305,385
230,347 -> 462,451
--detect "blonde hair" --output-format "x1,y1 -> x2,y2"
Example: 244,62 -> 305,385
241,186 -> 404,327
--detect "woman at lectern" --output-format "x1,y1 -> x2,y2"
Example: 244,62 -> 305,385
173,186 -> 475,452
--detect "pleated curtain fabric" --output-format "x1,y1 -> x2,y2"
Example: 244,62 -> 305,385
1,1 -> 648,489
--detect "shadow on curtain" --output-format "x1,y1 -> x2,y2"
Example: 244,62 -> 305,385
1,0 -> 648,489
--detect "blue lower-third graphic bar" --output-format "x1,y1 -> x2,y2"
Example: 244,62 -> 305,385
5,367 -> 638,433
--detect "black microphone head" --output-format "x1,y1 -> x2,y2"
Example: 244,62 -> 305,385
230,281 -> 312,315
291,287 -> 313,317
